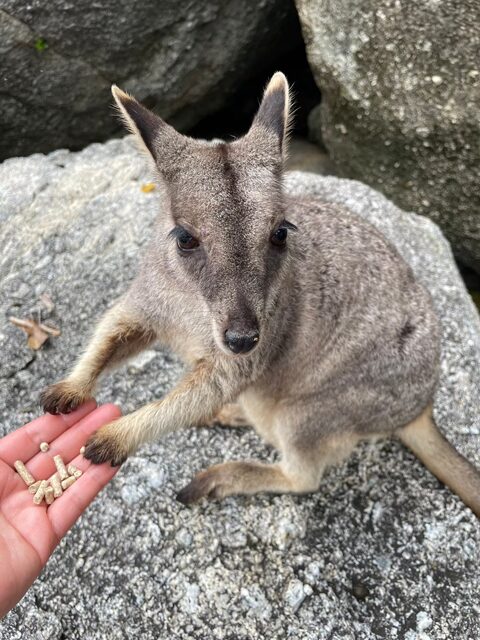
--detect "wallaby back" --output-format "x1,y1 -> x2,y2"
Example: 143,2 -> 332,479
398,407 -> 480,517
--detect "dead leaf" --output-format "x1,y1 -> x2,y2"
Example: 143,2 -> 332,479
9,316 -> 60,350
39,322 -> 61,337
141,182 -> 156,193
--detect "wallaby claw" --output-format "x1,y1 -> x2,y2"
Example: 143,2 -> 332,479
83,425 -> 128,467
40,380 -> 89,415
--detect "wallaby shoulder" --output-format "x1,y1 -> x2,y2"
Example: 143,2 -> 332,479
285,193 -> 438,334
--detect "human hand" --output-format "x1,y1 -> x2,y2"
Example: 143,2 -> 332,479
0,401 -> 122,618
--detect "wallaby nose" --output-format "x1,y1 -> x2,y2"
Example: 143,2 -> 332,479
224,328 -> 260,354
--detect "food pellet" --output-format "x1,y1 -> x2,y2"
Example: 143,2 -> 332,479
33,480 -> 48,505
45,486 -> 55,505
14,460 -> 35,486
80,446 -> 85,455
50,473 -> 63,498
67,464 -> 83,479
28,480 -> 42,494
39,442 -> 49,452
15,454 -> 81,506
53,454 -> 68,480
61,476 -> 76,490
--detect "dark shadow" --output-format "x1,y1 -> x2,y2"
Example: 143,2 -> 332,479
188,19 -> 321,141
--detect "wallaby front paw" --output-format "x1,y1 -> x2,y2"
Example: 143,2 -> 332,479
176,465 -> 235,504
83,421 -> 129,466
41,380 -> 91,415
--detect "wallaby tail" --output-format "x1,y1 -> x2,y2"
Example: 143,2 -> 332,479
397,406 -> 480,518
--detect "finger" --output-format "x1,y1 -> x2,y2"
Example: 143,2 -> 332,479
48,455 -> 120,539
26,404 -> 122,481
0,400 -> 97,468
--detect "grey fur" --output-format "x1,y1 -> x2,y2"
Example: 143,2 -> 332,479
42,73 -> 480,516
132,189 -> 440,436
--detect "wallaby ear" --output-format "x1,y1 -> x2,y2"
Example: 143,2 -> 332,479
111,86 -> 187,176
248,72 -> 291,157
111,85 -> 164,159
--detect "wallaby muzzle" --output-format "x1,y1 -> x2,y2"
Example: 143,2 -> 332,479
224,326 -> 260,354
222,304 -> 260,355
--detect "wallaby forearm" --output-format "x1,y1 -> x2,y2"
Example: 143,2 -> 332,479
83,359 -> 243,465
41,299 -> 156,414
70,300 -> 156,386
141,359 -> 240,441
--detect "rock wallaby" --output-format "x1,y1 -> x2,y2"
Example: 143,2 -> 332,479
41,73 -> 480,517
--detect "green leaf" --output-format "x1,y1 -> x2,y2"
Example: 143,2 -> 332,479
34,38 -> 48,52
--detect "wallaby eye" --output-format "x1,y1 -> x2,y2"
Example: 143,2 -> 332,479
270,220 -> 297,248
270,227 -> 288,247
177,230 -> 199,252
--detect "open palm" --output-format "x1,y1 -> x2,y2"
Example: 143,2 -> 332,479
0,401 -> 122,618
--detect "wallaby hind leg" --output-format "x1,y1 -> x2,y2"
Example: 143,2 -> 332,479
176,432 -> 358,504
41,300 -> 156,415
397,405 -> 480,518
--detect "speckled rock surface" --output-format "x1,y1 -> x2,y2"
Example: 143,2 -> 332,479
0,0 -> 300,159
295,0 -> 480,274
1,138 -> 479,639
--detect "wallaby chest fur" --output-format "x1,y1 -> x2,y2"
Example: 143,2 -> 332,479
42,73 -> 480,517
